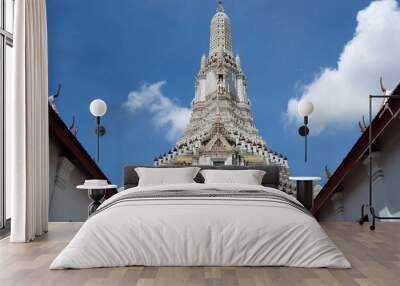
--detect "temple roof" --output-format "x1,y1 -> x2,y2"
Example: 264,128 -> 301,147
49,106 -> 116,198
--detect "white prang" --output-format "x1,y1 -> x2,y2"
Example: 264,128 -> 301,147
155,2 -> 294,193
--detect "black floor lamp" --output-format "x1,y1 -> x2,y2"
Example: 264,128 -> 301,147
359,94 -> 400,230
89,99 -> 107,162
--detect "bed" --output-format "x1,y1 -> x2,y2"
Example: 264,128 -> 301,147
50,165 -> 350,269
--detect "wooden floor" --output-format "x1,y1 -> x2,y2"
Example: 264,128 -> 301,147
0,222 -> 399,286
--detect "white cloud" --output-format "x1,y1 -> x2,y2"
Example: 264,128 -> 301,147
123,81 -> 191,141
287,0 -> 400,133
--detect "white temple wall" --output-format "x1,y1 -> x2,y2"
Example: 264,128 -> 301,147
49,135 -> 91,222
237,77 -> 244,101
318,119 -> 400,221
198,156 -> 212,165
226,71 -> 236,96
224,156 -> 233,165
197,155 -> 232,166
206,71 -> 217,96
195,83 -> 200,102
199,78 -> 207,101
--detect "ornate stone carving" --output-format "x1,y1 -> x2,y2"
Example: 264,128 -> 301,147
54,156 -> 76,191
330,192 -> 344,219
362,151 -> 384,184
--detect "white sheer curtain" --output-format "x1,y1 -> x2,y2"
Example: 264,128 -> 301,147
7,0 -> 49,242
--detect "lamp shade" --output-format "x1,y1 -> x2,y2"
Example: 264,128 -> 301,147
298,99 -> 314,117
89,99 -> 107,117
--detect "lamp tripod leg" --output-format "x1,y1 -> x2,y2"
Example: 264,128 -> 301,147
358,204 -> 369,225
370,206 -> 376,231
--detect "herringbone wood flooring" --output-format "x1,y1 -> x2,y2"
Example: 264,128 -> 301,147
0,222 -> 399,286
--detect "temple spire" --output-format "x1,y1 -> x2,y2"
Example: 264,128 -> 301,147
209,0 -> 232,56
154,3 -> 293,194
217,1 -> 224,12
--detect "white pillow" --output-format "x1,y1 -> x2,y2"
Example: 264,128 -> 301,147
135,167 -> 200,186
200,169 -> 266,185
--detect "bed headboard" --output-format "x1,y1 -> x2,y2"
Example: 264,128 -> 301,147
123,165 -> 280,190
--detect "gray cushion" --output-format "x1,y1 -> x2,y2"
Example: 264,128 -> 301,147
123,165 -> 280,190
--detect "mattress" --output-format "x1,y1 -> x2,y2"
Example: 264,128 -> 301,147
50,183 -> 350,269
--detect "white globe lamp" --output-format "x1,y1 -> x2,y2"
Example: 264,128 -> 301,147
298,99 -> 314,117
90,99 -> 107,117
89,99 -> 107,162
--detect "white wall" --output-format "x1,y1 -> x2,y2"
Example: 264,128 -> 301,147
318,119 -> 400,221
205,71 -> 217,96
48,135 -> 92,222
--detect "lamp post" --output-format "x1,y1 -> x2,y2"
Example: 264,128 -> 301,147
297,99 -> 314,162
89,99 -> 107,162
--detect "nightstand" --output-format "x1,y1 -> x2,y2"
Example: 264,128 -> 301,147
77,180 -> 117,216
289,177 -> 321,210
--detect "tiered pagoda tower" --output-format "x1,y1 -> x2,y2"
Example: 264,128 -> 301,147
155,2 -> 293,192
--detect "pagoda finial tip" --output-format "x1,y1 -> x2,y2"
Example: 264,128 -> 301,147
217,1 -> 224,12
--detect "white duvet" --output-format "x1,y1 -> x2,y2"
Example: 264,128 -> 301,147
50,183 -> 350,269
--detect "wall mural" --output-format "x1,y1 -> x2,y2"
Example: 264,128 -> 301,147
47,0 -> 400,189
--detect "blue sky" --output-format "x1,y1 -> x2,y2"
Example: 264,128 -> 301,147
47,0 -> 400,186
